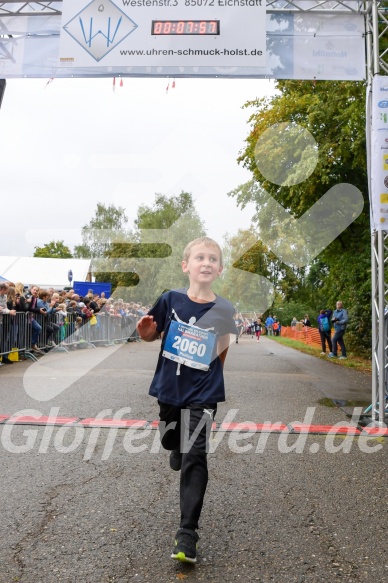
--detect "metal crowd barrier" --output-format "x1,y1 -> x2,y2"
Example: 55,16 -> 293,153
0,311 -> 138,364
0,312 -> 30,362
58,312 -> 138,348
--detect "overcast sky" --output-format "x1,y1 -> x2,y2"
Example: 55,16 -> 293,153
0,76 -> 276,258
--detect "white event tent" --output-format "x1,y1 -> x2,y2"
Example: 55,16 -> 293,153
0,257 -> 92,290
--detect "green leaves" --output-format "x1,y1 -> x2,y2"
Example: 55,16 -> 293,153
230,80 -> 371,355
33,240 -> 73,259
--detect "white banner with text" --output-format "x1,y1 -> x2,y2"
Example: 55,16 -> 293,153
0,7 -> 365,79
370,75 -> 388,231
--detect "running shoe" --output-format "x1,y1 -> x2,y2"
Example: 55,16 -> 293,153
171,528 -> 198,563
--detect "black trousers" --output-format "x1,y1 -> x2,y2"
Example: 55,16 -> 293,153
319,329 -> 332,353
332,328 -> 347,357
46,322 -> 60,341
158,401 -> 217,531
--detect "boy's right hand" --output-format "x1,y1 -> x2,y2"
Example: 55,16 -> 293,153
136,315 -> 158,341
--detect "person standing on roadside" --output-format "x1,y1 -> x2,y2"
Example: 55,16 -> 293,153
265,314 -> 274,336
0,282 -> 17,364
317,308 -> 332,355
24,284 -> 46,353
328,301 -> 348,360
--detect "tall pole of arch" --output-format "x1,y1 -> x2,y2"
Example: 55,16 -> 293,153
366,0 -> 388,424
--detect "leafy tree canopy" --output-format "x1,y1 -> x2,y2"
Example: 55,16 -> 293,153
136,192 -> 194,229
74,202 -> 128,258
230,80 -> 371,355
34,240 -> 73,259
100,192 -> 205,303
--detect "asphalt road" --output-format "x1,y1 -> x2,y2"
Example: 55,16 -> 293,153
1,336 -> 386,583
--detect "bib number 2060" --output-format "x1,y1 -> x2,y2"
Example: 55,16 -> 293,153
172,336 -> 206,357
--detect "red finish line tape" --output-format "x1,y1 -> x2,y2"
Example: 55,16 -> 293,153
219,422 -> 288,432
7,415 -> 79,425
0,415 -> 385,435
290,423 -> 361,435
360,426 -> 388,436
79,418 -> 148,428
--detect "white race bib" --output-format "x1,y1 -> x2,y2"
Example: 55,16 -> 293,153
162,320 -> 216,371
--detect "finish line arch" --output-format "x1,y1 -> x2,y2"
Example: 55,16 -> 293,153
0,1 -> 365,80
1,0 -> 387,424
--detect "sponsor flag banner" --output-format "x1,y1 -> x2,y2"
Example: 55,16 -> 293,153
370,75 -> 388,231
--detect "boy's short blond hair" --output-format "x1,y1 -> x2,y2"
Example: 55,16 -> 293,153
183,237 -> 223,265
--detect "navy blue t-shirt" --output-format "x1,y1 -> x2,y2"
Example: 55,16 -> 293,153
148,288 -> 236,406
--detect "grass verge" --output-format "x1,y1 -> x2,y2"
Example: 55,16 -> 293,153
267,336 -> 372,373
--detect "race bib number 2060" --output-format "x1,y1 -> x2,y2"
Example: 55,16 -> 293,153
162,320 -> 216,371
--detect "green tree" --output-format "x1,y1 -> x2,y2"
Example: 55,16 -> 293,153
215,228 -> 275,314
74,202 -> 128,258
34,240 -> 73,258
103,192 -> 205,303
230,80 -> 371,355
266,299 -> 316,328
136,192 -> 194,230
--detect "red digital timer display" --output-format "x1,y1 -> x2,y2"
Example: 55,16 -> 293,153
151,20 -> 220,36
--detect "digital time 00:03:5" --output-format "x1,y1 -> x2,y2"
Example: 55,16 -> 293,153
151,20 -> 220,35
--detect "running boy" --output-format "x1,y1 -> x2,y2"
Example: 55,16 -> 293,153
137,236 -> 236,564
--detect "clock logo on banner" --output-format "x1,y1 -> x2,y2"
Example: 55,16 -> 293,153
62,0 -> 138,62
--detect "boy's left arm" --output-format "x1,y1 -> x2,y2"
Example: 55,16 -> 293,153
217,334 -> 231,368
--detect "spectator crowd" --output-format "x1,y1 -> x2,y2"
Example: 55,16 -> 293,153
1,283 -> 349,366
0,280 -> 151,365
